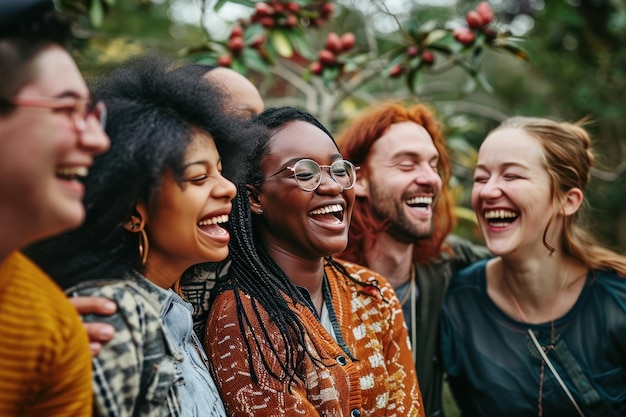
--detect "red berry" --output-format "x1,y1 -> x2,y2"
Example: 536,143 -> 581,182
286,2 -> 300,13
285,14 -> 298,28
255,2 -> 274,16
388,64 -> 404,78
476,1 -> 494,25
251,34 -> 265,48
407,46 -> 419,57
421,50 -> 435,65
260,16 -> 275,28
217,54 -> 232,67
273,3 -> 285,13
453,27 -> 476,45
228,36 -> 244,54
318,49 -> 336,65
320,2 -> 334,18
310,61 -> 323,75
230,25 -> 244,39
340,32 -> 356,52
325,32 -> 343,54
466,10 -> 484,29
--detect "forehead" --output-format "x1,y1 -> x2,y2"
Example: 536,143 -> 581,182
478,127 -> 545,168
369,121 -> 437,161
266,120 -> 339,163
18,45 -> 89,98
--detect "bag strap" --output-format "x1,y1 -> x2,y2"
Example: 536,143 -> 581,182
527,329 -> 587,417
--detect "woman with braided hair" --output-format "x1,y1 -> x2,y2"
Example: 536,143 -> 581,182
205,107 -> 424,417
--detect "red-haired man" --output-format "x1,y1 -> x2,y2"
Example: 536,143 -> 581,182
336,101 -> 490,417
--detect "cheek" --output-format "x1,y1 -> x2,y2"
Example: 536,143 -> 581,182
470,186 -> 482,210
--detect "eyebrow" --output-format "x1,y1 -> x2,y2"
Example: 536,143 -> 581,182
182,159 -> 218,170
475,161 -> 530,170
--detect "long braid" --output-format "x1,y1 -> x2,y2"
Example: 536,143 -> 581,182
218,182 -> 328,386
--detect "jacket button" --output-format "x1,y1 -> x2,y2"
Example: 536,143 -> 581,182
350,409 -> 361,417
336,355 -> 347,366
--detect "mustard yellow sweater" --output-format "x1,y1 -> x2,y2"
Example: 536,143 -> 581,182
0,251 -> 92,416
207,259 -> 424,417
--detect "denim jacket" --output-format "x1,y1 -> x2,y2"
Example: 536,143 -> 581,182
68,272 -> 208,417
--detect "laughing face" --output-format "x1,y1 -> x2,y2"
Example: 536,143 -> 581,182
359,121 -> 441,243
252,120 -> 355,259
144,132 -> 237,273
0,45 -> 109,244
472,127 -> 556,256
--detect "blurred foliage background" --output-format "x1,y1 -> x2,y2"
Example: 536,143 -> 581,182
58,0 -> 626,252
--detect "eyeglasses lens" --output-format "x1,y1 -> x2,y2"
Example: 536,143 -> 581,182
293,159 -> 356,191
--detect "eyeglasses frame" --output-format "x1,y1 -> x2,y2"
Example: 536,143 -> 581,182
10,95 -> 107,131
258,158 -> 360,192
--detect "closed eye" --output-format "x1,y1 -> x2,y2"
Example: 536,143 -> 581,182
186,175 -> 208,183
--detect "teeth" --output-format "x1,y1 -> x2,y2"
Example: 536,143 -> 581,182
309,204 -> 343,215
484,210 -> 518,219
56,166 -> 88,178
198,215 -> 229,226
406,196 -> 433,205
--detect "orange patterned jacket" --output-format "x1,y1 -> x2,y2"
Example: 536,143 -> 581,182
206,259 -> 424,417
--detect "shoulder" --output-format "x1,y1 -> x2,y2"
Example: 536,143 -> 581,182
593,268 -> 626,297
327,258 -> 396,303
447,258 -> 489,293
444,235 -> 491,264
0,252 -> 85,332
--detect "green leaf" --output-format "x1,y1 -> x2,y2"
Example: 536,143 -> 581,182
231,56 -> 248,75
424,29 -> 448,46
500,43 -> 530,61
89,0 -> 103,28
477,72 -> 494,94
453,206 -> 479,225
284,28 -> 315,61
407,65 -> 424,93
215,0 -> 255,12
242,48 -> 271,75
270,30 -> 293,58
322,65 -> 340,90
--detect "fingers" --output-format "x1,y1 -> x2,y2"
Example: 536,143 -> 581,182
68,296 -> 117,356
69,296 -> 117,315
84,323 -> 115,356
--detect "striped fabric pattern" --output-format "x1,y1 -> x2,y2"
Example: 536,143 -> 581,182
0,251 -> 92,416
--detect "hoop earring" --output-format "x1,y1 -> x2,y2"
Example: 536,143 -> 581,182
138,229 -> 149,267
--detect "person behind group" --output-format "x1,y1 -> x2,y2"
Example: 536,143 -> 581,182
0,1 -> 110,415
206,106 -> 425,416
335,101 -> 490,417
441,117 -> 626,416
77,62 -> 266,351
27,55 -> 257,416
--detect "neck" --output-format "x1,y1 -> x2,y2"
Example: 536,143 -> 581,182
488,253 -> 588,323
264,243 -> 325,312
365,232 -> 414,290
144,256 -> 187,290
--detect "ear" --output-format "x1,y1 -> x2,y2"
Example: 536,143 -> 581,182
560,187 -> 583,216
123,201 -> 149,232
247,184 -> 262,213
354,173 -> 369,198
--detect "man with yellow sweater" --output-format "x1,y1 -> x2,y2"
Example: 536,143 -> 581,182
0,1 -> 110,415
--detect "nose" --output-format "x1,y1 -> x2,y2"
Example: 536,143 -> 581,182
316,169 -> 343,195
79,116 -> 110,156
476,177 -> 502,200
415,163 -> 442,188
214,175 -> 238,200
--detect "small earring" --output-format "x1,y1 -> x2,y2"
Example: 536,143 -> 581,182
257,208 -> 263,214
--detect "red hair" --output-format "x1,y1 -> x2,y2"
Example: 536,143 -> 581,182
336,101 -> 455,265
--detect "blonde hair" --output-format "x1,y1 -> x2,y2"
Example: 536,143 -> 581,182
494,117 -> 626,275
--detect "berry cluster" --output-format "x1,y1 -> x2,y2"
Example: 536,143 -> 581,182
388,46 -> 434,78
310,31 -> 356,75
453,1 -> 496,46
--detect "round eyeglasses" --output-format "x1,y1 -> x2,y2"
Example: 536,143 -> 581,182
259,158 -> 359,192
11,96 -> 107,132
